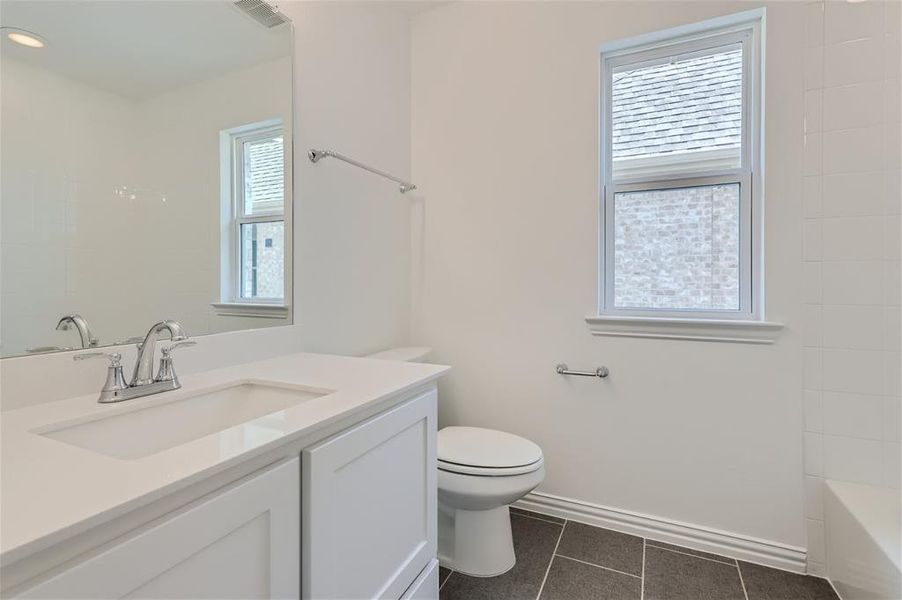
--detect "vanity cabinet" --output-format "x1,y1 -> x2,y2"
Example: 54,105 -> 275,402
7,386 -> 440,600
16,458 -> 300,599
303,390 -> 437,600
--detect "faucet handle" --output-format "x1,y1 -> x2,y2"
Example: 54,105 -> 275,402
162,340 -> 197,355
74,352 -> 129,403
73,351 -> 122,366
156,341 -> 195,384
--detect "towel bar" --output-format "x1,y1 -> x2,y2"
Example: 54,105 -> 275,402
556,363 -> 609,378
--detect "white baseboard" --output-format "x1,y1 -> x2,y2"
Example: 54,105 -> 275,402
514,491 -> 807,574
806,560 -> 826,577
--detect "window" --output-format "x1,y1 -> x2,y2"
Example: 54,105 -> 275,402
218,120 -> 288,314
598,14 -> 763,324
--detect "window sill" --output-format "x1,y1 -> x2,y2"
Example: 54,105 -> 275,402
212,302 -> 290,319
585,315 -> 783,344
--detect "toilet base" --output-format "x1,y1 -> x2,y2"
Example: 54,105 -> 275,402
439,504 -> 516,577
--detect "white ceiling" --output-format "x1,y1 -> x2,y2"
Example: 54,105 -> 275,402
384,1 -> 453,16
0,0 -> 291,99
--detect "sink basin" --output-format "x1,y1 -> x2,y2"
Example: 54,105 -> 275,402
36,380 -> 333,460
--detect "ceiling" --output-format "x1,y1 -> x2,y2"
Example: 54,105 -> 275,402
384,1 -> 453,16
0,1 -> 291,99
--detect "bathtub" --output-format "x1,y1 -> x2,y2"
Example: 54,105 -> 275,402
825,480 -> 901,599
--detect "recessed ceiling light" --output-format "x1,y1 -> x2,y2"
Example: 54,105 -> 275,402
2,27 -> 45,48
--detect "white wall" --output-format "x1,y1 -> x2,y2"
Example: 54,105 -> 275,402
801,0 -> 901,573
412,1 -> 807,551
286,1 -> 414,357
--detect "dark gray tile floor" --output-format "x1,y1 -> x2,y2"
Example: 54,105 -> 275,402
439,509 -> 839,600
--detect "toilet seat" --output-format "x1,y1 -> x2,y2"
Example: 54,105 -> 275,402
438,457 -> 544,477
438,426 -> 544,476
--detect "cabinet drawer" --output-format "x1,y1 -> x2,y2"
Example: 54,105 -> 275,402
303,390 -> 437,600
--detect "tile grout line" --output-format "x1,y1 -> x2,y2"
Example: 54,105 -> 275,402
554,553 -> 642,580
645,544 -> 737,567
736,561 -> 749,600
640,538 -> 646,600
535,519 -> 567,600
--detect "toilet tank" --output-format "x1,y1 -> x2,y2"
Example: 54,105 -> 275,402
366,347 -> 432,362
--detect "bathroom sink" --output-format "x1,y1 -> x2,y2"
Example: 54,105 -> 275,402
36,381 -> 332,460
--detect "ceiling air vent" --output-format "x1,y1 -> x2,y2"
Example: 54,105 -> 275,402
233,0 -> 288,28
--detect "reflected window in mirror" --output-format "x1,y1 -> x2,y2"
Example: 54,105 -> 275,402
221,120 -> 287,307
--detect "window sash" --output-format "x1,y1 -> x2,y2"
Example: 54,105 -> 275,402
599,22 -> 760,320
603,29 -> 753,185
235,127 -> 285,219
603,173 -> 752,319
237,217 -> 285,301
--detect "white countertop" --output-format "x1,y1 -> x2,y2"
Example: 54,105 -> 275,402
0,352 -> 449,566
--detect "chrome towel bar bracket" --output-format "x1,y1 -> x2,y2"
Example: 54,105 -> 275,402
556,363 -> 610,378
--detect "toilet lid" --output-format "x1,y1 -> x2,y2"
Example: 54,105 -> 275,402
438,426 -> 543,470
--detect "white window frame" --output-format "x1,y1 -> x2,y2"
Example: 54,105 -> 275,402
215,119 -> 291,318
589,11 -> 780,342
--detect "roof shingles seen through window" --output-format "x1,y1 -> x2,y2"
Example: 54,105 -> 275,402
244,136 -> 284,213
611,48 -> 742,160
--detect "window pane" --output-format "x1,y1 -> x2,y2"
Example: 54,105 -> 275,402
240,221 -> 284,300
243,135 -> 284,215
611,45 -> 742,178
613,184 -> 740,311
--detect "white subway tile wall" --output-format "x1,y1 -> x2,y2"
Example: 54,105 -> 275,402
822,126 -> 886,173
804,132 -> 824,175
823,37 -> 884,88
806,518 -> 826,564
822,391 -> 884,440
821,216 -> 884,261
804,175 -> 824,217
821,304 -> 884,350
823,0 -> 884,44
823,435 -> 884,485
803,262 -> 823,304
822,81 -> 883,131
805,390 -> 825,433
802,0 -> 901,574
822,172 -> 886,216
805,90 -> 824,134
805,475 -> 825,520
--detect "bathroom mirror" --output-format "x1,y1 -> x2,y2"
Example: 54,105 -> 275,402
0,0 -> 293,358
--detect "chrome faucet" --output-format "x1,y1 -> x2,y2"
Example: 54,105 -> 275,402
56,314 -> 99,348
132,319 -> 188,386
74,319 -> 196,403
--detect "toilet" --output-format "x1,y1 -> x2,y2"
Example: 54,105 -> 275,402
437,426 -> 545,576
367,347 -> 546,578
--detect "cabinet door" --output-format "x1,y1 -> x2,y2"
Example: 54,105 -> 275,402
303,390 -> 437,600
18,458 -> 299,600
